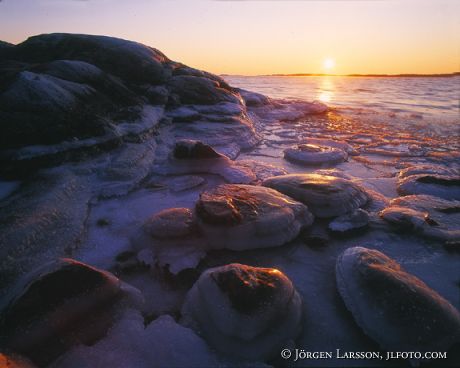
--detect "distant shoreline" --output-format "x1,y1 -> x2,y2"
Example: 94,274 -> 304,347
223,72 -> 460,78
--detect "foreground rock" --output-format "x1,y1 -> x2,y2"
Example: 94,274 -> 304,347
195,184 -> 313,250
263,174 -> 368,218
336,247 -> 460,357
0,259 -> 142,366
181,263 -> 303,361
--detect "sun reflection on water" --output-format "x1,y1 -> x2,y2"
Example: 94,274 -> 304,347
317,77 -> 335,103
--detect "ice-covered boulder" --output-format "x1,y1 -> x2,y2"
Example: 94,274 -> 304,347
181,263 -> 303,361
397,173 -> 460,200
0,259 -> 143,366
284,143 -> 348,166
263,174 -> 368,218
336,247 -> 460,357
195,184 -> 313,250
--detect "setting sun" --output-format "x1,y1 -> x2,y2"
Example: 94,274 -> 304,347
323,58 -> 336,71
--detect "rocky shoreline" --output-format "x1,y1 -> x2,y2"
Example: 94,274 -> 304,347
0,34 -> 459,367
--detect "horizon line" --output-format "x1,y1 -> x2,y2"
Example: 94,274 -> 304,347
221,72 -> 460,78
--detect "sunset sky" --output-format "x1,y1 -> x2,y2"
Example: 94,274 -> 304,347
1,0 -> 459,75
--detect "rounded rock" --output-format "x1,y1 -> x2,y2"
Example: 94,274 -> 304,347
263,174 -> 368,218
0,259 -> 142,366
284,143 -> 347,166
181,263 -> 303,361
195,184 -> 314,250
336,247 -> 460,354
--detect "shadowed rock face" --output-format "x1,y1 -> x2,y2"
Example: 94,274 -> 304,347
336,247 -> 460,354
5,33 -> 171,84
173,139 -> 223,160
0,33 -> 247,176
0,259 -> 142,366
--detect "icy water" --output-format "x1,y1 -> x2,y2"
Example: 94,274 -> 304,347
225,75 -> 460,123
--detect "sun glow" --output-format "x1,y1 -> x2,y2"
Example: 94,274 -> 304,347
323,58 -> 335,71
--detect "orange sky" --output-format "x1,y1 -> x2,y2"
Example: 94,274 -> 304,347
1,0 -> 459,75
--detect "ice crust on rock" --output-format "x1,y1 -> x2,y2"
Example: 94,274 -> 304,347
0,259 -> 143,366
51,310 -> 219,368
181,263 -> 303,361
155,139 -> 257,184
0,171 -> 92,297
195,184 -> 313,250
140,208 -> 205,274
336,247 -> 460,356
263,174 -> 368,218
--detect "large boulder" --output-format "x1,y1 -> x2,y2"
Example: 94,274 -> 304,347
263,174 -> 368,218
195,184 -> 313,250
181,263 -> 303,361
336,247 -> 460,357
0,259 -> 142,366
